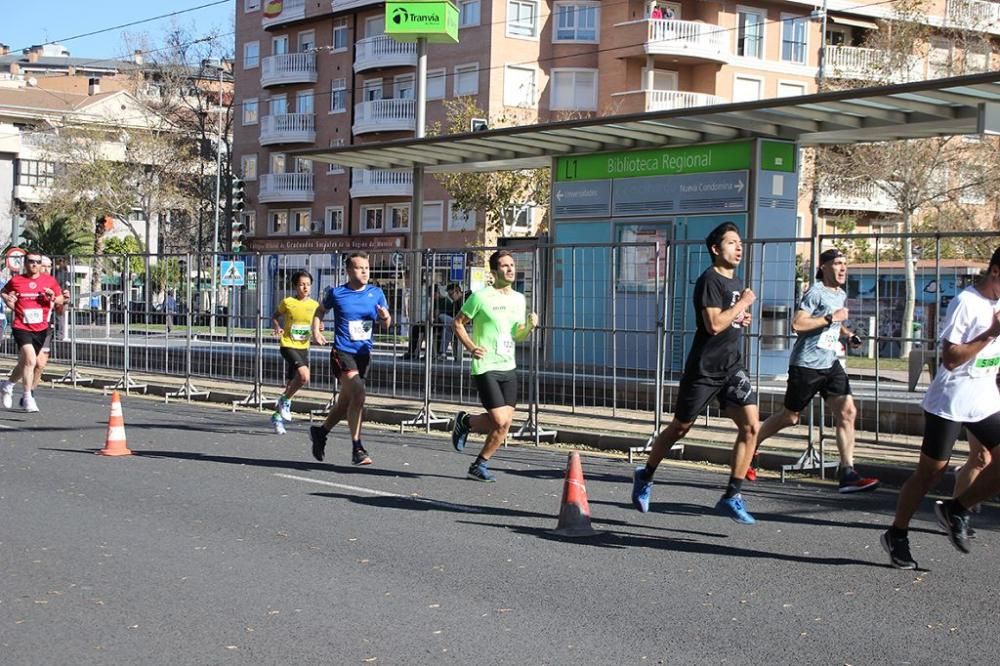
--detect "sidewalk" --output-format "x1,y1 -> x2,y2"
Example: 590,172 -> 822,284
7,361 -> 952,488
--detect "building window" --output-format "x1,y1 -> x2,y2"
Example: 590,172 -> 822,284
388,204 -> 410,232
448,202 -> 476,231
506,205 -> 532,233
331,78 -> 347,113
459,0 -> 481,27
394,74 -> 415,100
333,20 -> 349,52
960,168 -> 987,204
297,90 -> 314,114
504,65 -> 536,107
736,8 -> 764,59
291,208 -> 311,235
554,2 -> 599,42
241,155 -> 258,180
361,205 -> 384,233
242,211 -> 256,238
454,63 -> 479,96
298,30 -> 315,53
244,41 -> 260,69
427,68 -> 446,100
327,139 -> 345,174
422,202 -> 444,232
269,94 -> 287,116
733,75 -> 763,102
507,0 -> 539,39
295,158 -> 313,174
242,98 -> 258,125
245,0 -> 261,12
780,15 -> 807,64
777,81 -> 806,97
16,159 -> 59,187
269,210 -> 288,235
324,207 -> 345,234
551,69 -> 597,111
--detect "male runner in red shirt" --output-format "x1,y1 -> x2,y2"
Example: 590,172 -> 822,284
1,253 -> 65,412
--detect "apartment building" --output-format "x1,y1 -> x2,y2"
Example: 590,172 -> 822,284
234,0 -> 1000,253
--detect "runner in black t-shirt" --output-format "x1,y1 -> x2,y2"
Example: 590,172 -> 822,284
631,222 -> 760,524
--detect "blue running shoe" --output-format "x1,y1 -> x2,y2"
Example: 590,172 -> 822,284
452,411 -> 470,452
717,494 -> 755,524
467,461 -> 496,482
632,467 -> 653,513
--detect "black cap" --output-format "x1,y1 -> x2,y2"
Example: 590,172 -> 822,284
816,248 -> 845,279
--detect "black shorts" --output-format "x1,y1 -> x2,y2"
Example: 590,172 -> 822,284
674,367 -> 757,423
279,346 -> 309,381
783,364 -> 851,412
12,328 -> 48,355
41,329 -> 53,354
474,370 -> 518,411
331,348 -> 370,380
921,410 -> 1000,461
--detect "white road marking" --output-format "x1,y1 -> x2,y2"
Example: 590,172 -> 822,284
0,423 -> 14,429
274,473 -> 481,513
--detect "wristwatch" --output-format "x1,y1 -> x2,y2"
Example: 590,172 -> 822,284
824,314 -> 834,325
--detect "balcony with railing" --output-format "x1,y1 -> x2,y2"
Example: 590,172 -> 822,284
262,0 -> 305,29
817,179 -> 899,213
613,19 -> 730,63
826,46 -> 923,83
261,53 -> 318,88
353,98 -> 416,135
331,0 -> 383,11
350,169 -> 414,198
258,173 -> 315,203
259,113 -> 316,146
611,89 -> 727,114
354,35 -> 418,73
948,0 -> 1000,32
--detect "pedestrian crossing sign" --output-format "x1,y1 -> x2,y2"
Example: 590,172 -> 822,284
220,260 -> 246,287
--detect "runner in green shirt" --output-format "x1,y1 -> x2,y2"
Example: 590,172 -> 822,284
450,250 -> 538,481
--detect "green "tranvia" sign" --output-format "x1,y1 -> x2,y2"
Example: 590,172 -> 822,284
386,1 -> 460,43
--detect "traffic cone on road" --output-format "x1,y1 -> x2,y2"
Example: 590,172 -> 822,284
96,391 -> 132,456
553,451 -> 598,537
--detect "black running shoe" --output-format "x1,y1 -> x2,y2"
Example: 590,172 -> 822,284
935,500 -> 971,554
352,447 -> 372,466
310,425 -> 328,462
881,530 -> 917,570
452,411 -> 469,452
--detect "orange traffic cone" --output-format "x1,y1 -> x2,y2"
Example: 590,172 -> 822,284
96,391 -> 132,456
553,451 -> 598,537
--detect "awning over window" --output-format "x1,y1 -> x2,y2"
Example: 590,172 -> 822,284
829,14 -> 880,30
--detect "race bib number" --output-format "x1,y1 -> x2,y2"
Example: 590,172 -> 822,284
22,308 -> 44,325
969,353 -> 1000,378
496,333 -> 515,358
289,324 -> 310,342
348,319 -> 372,341
817,325 -> 840,352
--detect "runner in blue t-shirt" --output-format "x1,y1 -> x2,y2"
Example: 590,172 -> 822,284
309,251 -> 391,466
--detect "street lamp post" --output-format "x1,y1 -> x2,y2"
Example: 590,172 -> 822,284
209,62 -> 225,333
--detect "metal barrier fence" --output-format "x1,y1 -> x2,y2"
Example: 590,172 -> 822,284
1,231 -> 995,469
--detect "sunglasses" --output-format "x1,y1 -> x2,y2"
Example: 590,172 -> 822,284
26,259 -> 42,264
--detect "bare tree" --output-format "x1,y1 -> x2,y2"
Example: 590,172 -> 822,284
433,98 -> 550,242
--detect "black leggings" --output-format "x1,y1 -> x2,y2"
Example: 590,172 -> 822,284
921,410 -> 1000,461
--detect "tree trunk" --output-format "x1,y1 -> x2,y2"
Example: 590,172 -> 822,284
900,212 -> 916,359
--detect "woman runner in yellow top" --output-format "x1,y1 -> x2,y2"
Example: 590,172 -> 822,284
269,270 -> 320,434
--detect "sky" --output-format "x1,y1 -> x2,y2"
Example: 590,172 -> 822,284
2,0 -> 235,61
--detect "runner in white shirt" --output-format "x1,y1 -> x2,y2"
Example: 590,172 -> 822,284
882,246 -> 1000,569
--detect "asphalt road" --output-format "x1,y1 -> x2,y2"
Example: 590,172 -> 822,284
1,388 -> 997,665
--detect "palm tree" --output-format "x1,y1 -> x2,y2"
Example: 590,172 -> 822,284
20,215 -> 91,257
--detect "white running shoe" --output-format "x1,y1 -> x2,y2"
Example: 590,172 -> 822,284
22,395 -> 39,413
0,381 -> 13,410
271,415 -> 286,435
277,397 -> 292,422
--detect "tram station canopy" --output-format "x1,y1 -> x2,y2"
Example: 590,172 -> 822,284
298,72 -> 1000,173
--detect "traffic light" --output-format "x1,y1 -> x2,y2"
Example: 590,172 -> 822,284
232,177 -> 246,212
231,215 -> 246,253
